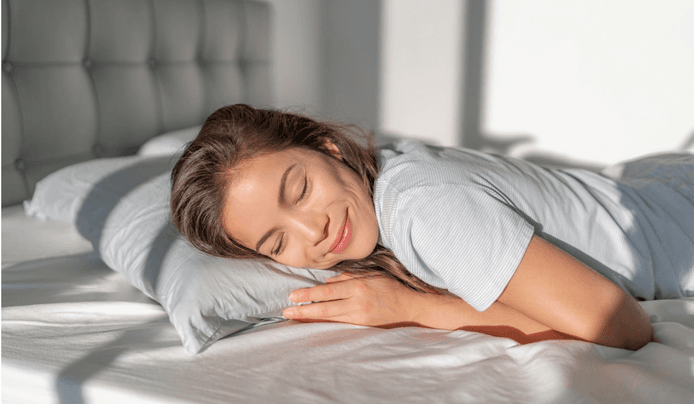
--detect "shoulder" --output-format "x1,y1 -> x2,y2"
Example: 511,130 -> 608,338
377,140 -> 438,179
375,141 -> 471,243
376,140 -> 478,196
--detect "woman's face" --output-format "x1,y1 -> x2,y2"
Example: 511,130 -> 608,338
222,145 -> 379,269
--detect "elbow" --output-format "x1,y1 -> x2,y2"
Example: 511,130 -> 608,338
625,326 -> 656,351
584,294 -> 655,351
591,318 -> 654,351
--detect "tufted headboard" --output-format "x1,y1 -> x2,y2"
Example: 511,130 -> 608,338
1,0 -> 273,206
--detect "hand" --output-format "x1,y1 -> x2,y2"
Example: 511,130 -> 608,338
282,273 -> 422,327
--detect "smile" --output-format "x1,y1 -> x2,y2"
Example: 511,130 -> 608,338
329,214 -> 352,254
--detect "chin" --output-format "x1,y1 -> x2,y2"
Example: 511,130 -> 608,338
349,239 -> 378,261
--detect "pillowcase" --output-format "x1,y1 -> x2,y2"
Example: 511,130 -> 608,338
137,125 -> 202,157
24,155 -> 336,354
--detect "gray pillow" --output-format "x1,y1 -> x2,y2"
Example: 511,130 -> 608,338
137,126 -> 201,157
25,155 -> 336,354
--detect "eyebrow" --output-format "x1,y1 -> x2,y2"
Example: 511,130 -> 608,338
255,163 -> 297,252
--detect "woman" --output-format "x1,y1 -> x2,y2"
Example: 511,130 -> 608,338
171,104 -> 694,350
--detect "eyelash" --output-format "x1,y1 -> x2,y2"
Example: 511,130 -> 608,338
272,235 -> 284,256
296,176 -> 308,203
273,176 -> 308,256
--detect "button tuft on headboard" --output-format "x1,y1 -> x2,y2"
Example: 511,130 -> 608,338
14,159 -> 26,172
1,0 -> 273,208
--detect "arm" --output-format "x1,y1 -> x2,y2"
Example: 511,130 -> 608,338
284,235 -> 655,350
405,289 -> 553,335
284,273 -> 552,335
497,235 -> 654,350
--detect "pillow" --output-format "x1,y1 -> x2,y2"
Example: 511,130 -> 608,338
24,156 -> 336,354
137,125 -> 202,157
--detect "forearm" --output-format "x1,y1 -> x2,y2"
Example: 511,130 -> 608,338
285,274 -> 552,335
409,292 -> 551,335
408,289 -> 654,350
286,270 -> 654,350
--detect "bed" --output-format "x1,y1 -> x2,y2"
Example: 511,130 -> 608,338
3,1 -> 694,403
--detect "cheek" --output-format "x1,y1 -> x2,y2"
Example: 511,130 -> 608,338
273,249 -> 309,269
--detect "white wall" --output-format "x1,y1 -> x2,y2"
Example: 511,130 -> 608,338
264,0 -> 381,132
483,0 -> 694,165
264,0 -> 324,115
379,0 -> 463,146
265,1 -> 694,166
321,0 -> 381,131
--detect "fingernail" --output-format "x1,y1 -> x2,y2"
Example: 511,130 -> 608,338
284,308 -> 296,318
289,292 -> 298,302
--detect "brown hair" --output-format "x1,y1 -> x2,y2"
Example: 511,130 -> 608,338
171,104 -> 448,295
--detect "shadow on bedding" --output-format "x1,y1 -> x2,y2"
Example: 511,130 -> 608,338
74,157 -> 176,297
55,317 -> 181,404
58,158 -> 182,402
566,299 -> 694,401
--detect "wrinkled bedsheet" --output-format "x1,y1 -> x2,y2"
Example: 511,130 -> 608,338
3,207 -> 694,404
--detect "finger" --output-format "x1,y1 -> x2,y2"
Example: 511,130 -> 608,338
288,288 -> 310,303
283,300 -> 350,320
289,282 -> 347,303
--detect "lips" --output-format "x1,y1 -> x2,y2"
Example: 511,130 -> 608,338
329,214 -> 352,254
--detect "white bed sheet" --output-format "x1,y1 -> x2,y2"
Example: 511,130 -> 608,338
2,205 -> 94,267
3,206 -> 694,403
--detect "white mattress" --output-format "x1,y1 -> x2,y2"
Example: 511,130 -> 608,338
3,205 -> 694,403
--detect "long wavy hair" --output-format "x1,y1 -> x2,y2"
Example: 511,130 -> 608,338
171,104 -> 448,295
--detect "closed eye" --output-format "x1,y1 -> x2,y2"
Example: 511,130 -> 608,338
296,176 -> 308,203
272,233 -> 284,256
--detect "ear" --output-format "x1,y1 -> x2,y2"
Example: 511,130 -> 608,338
322,140 -> 343,161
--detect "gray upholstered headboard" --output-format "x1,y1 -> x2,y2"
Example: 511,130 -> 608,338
1,0 -> 273,206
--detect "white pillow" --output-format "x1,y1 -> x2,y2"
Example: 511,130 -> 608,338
25,156 -> 336,354
137,126 -> 202,157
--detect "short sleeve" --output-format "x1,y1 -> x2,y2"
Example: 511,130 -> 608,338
394,184 -> 534,311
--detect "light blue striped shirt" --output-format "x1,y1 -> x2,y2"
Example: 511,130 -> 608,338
374,140 -> 694,311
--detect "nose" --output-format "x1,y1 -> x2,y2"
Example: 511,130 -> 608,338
288,211 -> 329,247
